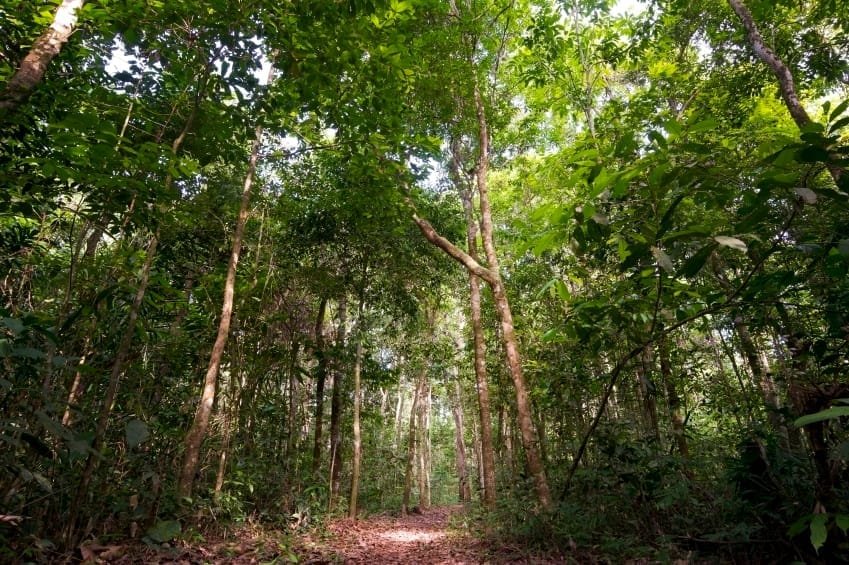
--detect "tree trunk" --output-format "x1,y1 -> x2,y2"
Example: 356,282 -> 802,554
636,348 -> 660,441
0,0 -> 85,116
311,297 -> 329,475
711,258 -> 783,431
728,0 -> 844,184
286,341 -> 301,465
451,375 -> 471,503
328,296 -> 348,508
65,233 -> 158,544
659,339 -> 689,459
418,380 -> 431,510
177,114 -> 267,498
348,333 -> 364,518
393,378 -> 405,452
472,85 -> 552,511
453,143 -> 497,510
402,375 -> 423,515
214,407 -> 231,502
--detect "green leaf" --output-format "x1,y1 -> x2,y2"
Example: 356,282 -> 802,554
145,520 -> 181,543
688,118 -> 718,133
1,318 -> 24,335
125,419 -> 149,449
648,130 -> 666,150
836,514 -> 849,534
837,239 -> 849,257
788,515 -> 811,537
796,145 -> 830,163
830,98 -> 849,121
809,513 -> 827,553
829,115 -> 849,134
714,236 -> 747,252
794,406 -> 849,427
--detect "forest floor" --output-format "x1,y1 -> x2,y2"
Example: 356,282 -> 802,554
80,505 -> 565,563
294,505 -> 563,564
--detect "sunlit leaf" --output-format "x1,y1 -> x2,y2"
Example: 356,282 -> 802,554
714,236 -> 747,252
651,246 -> 674,273
794,407 -> 849,427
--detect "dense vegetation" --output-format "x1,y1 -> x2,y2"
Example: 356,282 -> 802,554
2,0 -> 848,561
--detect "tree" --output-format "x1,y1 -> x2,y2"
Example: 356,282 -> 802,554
0,0 -> 85,116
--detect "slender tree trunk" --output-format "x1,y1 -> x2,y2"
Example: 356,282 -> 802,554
636,348 -> 660,441
402,375 -> 423,515
286,341 -> 301,464
62,336 -> 90,427
214,407 -> 231,502
177,110 -> 268,498
418,380 -> 432,510
453,143 -> 497,509
451,375 -> 471,503
328,297 -> 348,508
0,0 -> 85,116
659,339 -> 689,458
312,297 -> 328,475
393,378 -> 405,452
711,258 -> 783,430
471,415 -> 485,501
65,233 -> 158,544
349,333 -> 364,519
473,85 -> 552,511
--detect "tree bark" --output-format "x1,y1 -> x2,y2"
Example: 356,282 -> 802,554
659,339 -> 689,459
393,378 -> 405,452
453,142 -> 497,509
728,0 -> 843,183
402,375 -> 423,515
451,375 -> 471,503
311,297 -> 329,475
328,296 -> 348,508
417,380 -> 431,510
0,0 -> 85,116
472,84 -> 552,511
286,341 -> 302,465
177,115 -> 267,498
348,333 -> 364,519
636,348 -> 660,441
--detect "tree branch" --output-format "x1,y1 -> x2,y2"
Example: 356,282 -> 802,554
411,212 -> 497,285
728,0 -> 844,183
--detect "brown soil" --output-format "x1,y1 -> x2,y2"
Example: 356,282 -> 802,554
295,505 -> 563,564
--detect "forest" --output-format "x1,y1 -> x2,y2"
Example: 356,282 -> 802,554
1,0 -> 849,562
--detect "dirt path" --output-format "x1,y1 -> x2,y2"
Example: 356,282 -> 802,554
297,505 -> 497,564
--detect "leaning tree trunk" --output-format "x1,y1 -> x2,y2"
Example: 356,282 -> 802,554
177,113 -> 268,498
0,0 -> 85,116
